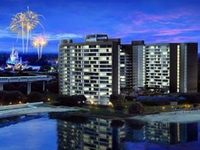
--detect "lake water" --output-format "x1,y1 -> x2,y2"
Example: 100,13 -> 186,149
0,113 -> 199,150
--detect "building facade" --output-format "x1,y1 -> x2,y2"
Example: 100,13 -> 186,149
120,44 -> 133,92
132,42 -> 198,93
59,34 -> 121,104
132,41 -> 146,89
59,34 -> 198,104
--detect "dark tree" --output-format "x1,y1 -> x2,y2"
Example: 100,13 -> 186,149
110,94 -> 126,111
128,102 -> 144,115
27,92 -> 46,102
56,95 -> 86,106
0,91 -> 26,105
110,120 -> 124,128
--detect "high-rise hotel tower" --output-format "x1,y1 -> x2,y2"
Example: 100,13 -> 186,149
59,34 -> 198,104
132,42 -> 198,93
59,34 -> 121,104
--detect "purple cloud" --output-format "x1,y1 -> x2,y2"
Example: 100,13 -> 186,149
114,9 -> 200,43
150,35 -> 200,43
130,10 -> 194,25
155,27 -> 200,36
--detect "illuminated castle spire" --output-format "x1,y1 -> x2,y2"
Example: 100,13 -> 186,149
10,48 -> 20,63
6,48 -> 21,66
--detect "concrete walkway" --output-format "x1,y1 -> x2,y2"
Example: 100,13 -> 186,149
0,102 -> 79,119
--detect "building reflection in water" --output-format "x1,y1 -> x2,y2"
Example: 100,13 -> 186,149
125,119 -> 145,142
124,120 -> 199,150
56,115 -> 125,150
124,120 -> 198,145
145,122 -> 198,144
53,113 -> 199,150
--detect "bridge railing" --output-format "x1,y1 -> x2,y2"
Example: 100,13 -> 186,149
0,75 -> 54,83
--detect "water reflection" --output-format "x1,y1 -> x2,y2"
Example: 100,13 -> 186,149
145,122 -> 198,144
123,120 -> 200,150
55,115 -> 125,150
125,120 -> 145,142
53,113 -> 200,150
0,114 -> 199,150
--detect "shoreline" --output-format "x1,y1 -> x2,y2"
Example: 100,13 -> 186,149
131,110 -> 200,123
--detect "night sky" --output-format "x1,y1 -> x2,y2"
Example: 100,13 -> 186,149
0,0 -> 200,53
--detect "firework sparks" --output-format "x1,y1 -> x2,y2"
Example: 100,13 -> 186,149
10,7 -> 40,53
32,36 -> 48,59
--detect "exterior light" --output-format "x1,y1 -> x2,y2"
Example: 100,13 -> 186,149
108,102 -> 113,107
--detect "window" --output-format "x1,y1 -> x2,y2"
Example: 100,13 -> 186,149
89,45 -> 96,48
90,49 -> 98,52
100,45 -> 111,48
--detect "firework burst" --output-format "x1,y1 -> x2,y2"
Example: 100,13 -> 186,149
10,7 -> 40,53
32,35 -> 48,59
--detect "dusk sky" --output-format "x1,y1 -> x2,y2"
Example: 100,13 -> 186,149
0,0 -> 200,53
